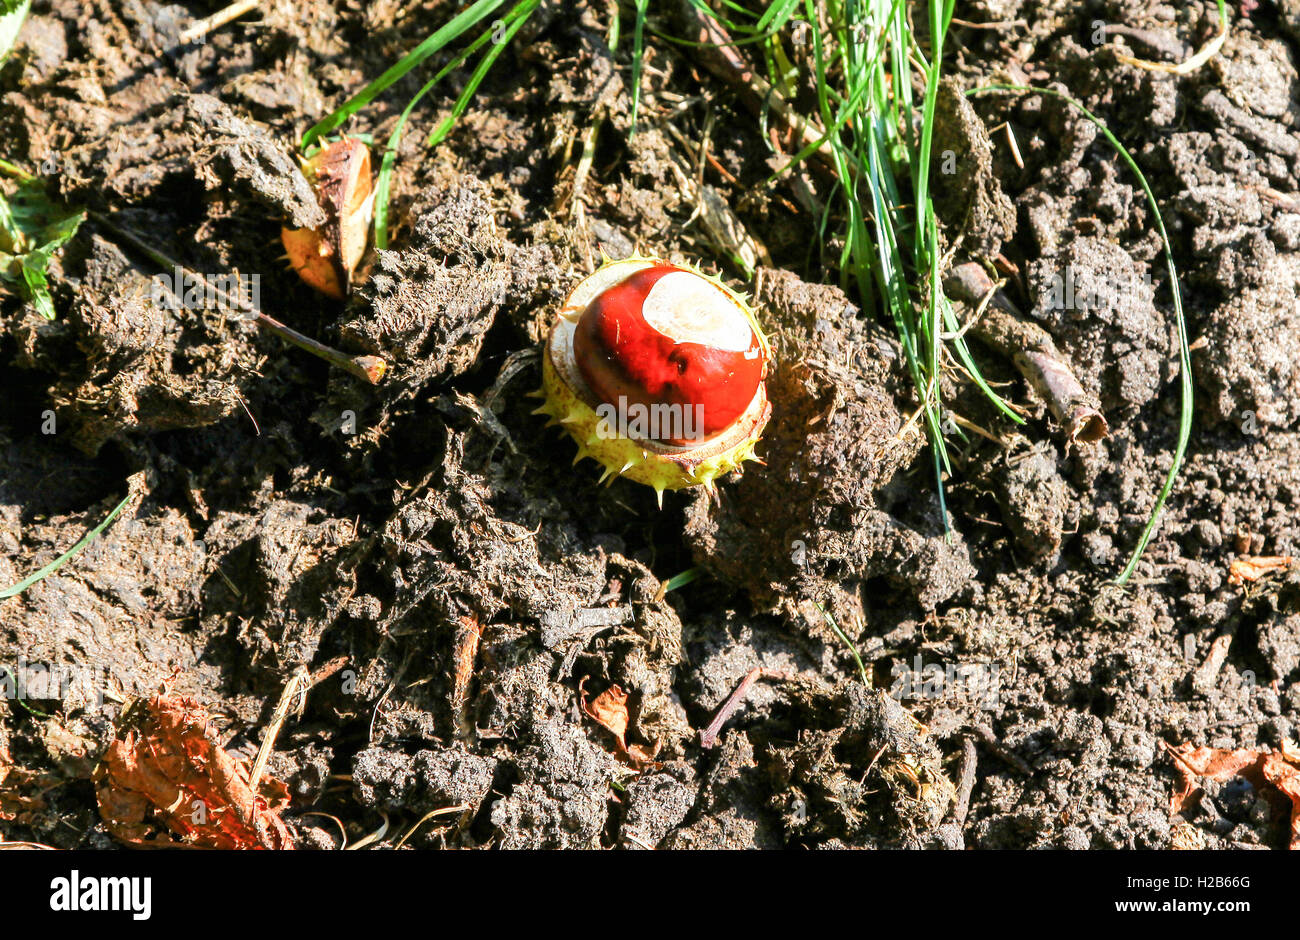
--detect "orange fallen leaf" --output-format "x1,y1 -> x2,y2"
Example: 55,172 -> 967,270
0,745 -> 61,826
451,616 -> 482,712
281,137 -> 374,299
1228,555 -> 1294,585
580,680 -> 661,771
1262,752 -> 1300,850
1165,741 -> 1300,849
94,694 -> 294,849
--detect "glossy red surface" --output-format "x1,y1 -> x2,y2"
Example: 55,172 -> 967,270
572,264 -> 765,445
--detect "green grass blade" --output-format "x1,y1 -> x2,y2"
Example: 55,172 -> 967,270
816,601 -> 870,688
660,567 -> 702,594
300,0 -> 507,149
967,84 -> 1193,585
368,0 -> 536,248
427,0 -> 538,147
0,492 -> 132,600
373,72 -> 441,251
628,0 -> 649,136
941,294 -> 1024,423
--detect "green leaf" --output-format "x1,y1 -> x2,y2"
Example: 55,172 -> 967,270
0,180 -> 85,319
0,0 -> 30,61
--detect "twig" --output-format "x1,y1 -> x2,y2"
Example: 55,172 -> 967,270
970,722 -> 1033,776
699,667 -> 790,749
247,667 -> 309,798
661,120 -> 769,274
1110,5 -> 1228,76
246,657 -> 347,798
950,17 -> 1027,30
179,0 -> 260,45
451,616 -> 481,741
950,735 -> 978,828
393,804 -> 471,849
1191,627 -> 1236,695
945,262 -> 1108,446
308,655 -> 350,691
89,212 -> 386,384
257,310 -> 387,384
346,811 -> 390,850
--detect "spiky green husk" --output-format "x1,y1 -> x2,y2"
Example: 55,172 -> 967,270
535,256 -> 771,505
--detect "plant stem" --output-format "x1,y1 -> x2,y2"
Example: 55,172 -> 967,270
178,0 -> 259,45
89,212 -> 386,384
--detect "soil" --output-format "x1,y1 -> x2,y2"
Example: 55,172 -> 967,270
1,0 -> 1299,850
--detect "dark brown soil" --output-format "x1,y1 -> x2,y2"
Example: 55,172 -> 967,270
2,0 -> 1299,850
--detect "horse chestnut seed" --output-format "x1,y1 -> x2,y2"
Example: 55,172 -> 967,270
535,257 -> 771,503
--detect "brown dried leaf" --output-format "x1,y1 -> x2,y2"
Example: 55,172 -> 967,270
281,137 -> 374,299
1165,741 -> 1300,849
1261,753 -> 1300,850
580,681 -> 661,772
94,694 -> 294,849
583,683 -> 631,743
0,746 -> 60,826
1227,555 -> 1295,585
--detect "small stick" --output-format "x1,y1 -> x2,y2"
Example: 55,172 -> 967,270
950,17 -> 1028,30
256,310 -> 387,384
676,0 -> 840,174
1109,11 -> 1228,77
950,735 -> 978,829
90,212 -> 386,384
246,667 -> 309,799
393,804 -> 471,849
700,667 -> 789,749
246,657 -> 348,797
179,0 -> 260,45
1191,627 -> 1235,694
307,655 -> 350,695
451,616 -> 482,741
945,262 -> 1108,446
970,722 -> 1033,776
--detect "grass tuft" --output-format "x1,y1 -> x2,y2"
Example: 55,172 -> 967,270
301,0 -> 539,249
682,3 -> 1188,580
693,0 -> 1019,533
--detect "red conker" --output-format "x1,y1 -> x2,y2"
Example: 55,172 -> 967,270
572,264 -> 767,445
536,257 -> 772,501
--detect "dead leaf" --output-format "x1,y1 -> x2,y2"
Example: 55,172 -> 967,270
94,694 -> 294,849
1165,741 -> 1300,849
580,680 -> 661,771
1261,752 -> 1300,850
583,682 -> 630,742
1228,555 -> 1294,585
451,616 -> 481,713
0,745 -> 61,826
